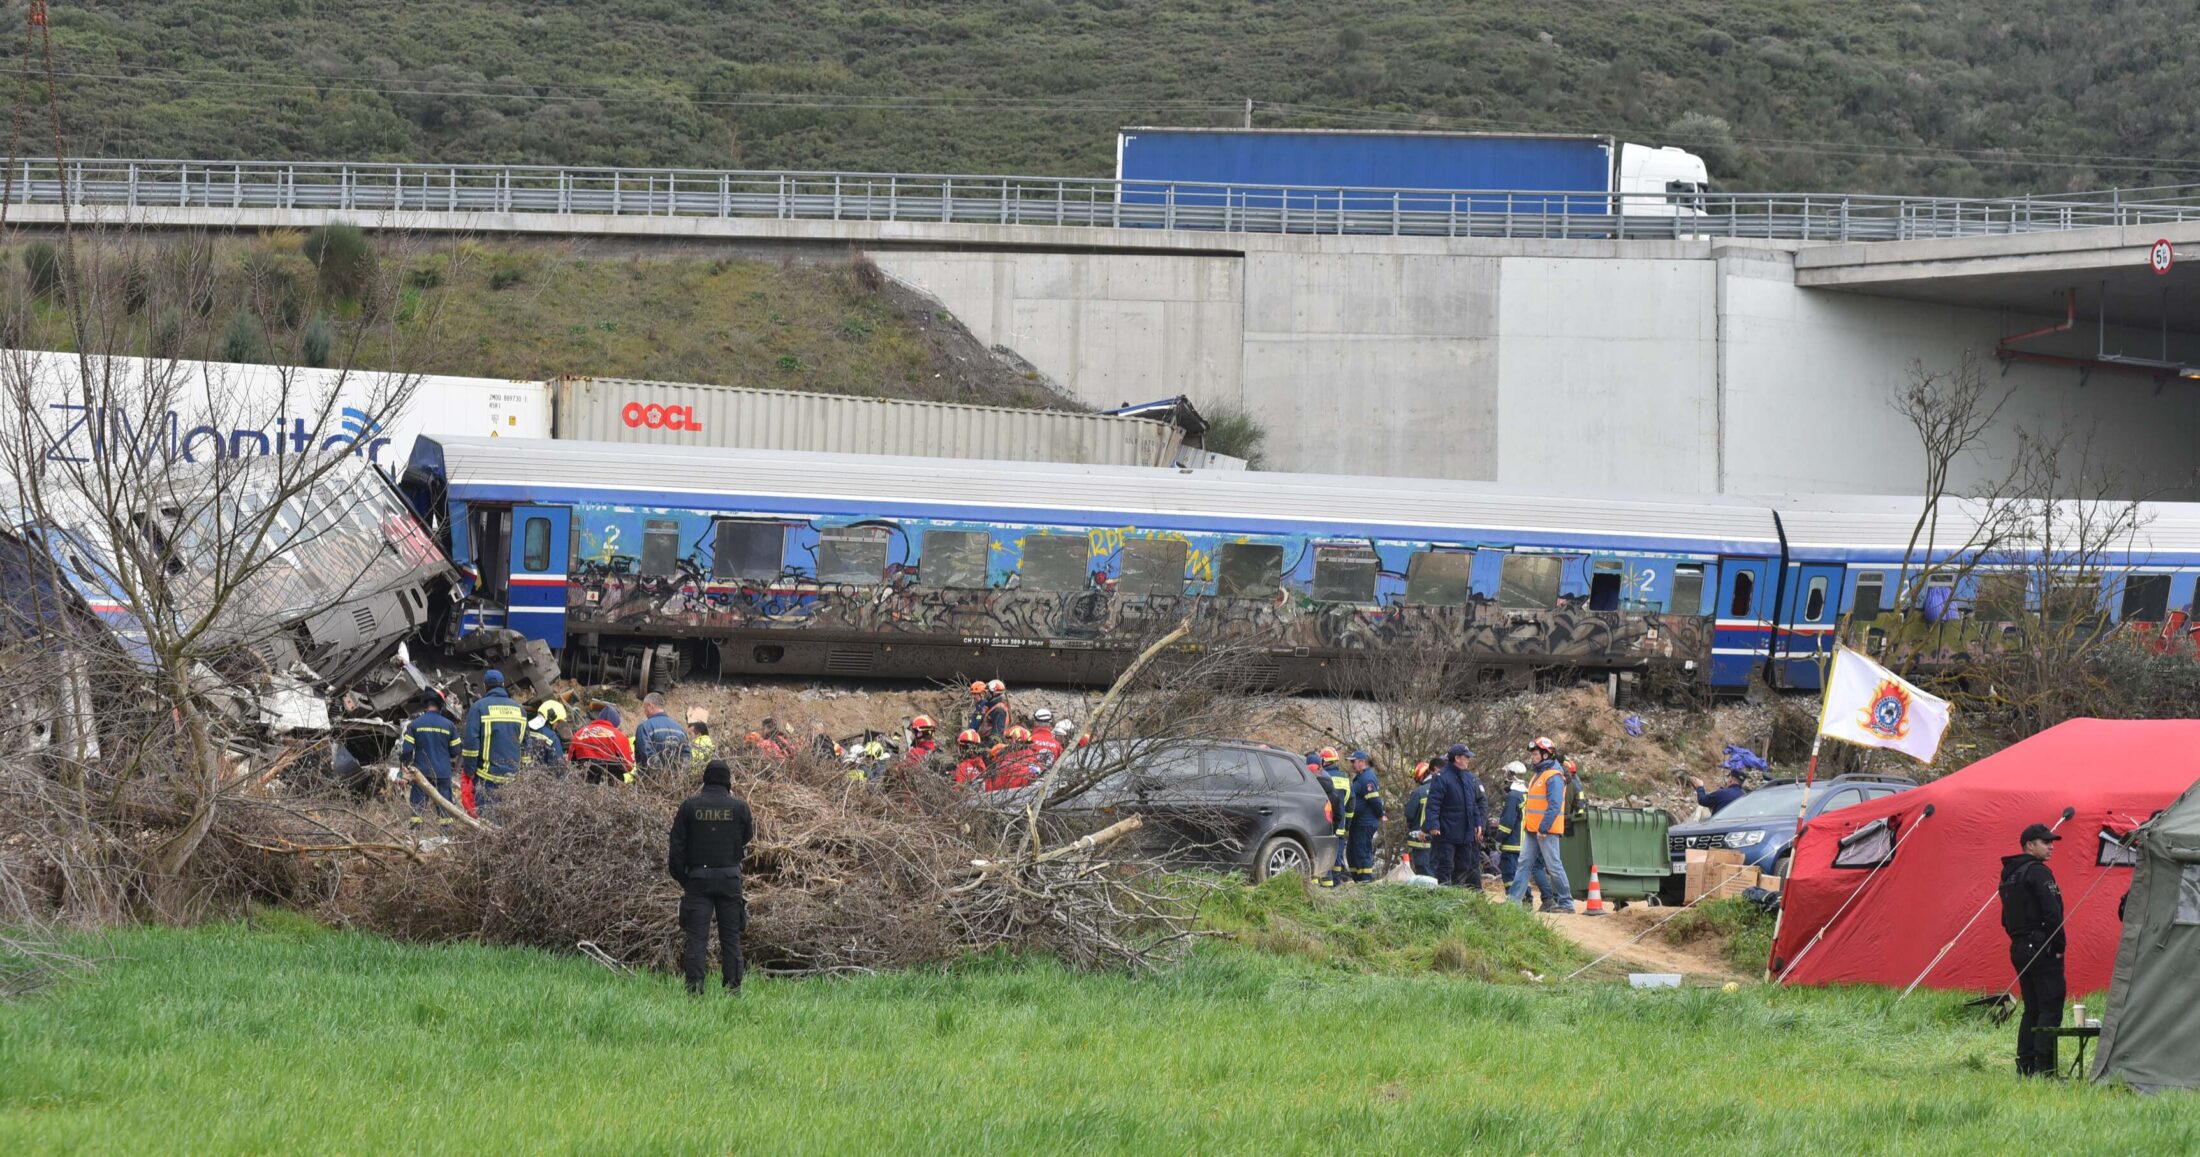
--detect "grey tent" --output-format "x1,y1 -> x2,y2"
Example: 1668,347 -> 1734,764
2093,777 -> 2200,1091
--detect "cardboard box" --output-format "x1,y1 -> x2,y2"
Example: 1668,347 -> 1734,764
1686,849 -> 1753,904
1705,867 -> 1761,901
1757,874 -> 1783,894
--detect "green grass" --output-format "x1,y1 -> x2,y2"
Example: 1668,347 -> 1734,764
1198,873 -> 1581,978
1662,895 -> 1779,974
1,916 -> 2191,1153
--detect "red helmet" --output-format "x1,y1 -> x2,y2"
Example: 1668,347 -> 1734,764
957,728 -> 982,745
1318,747 -> 1340,764
1530,736 -> 1556,754
970,681 -> 987,696
911,714 -> 935,732
1006,726 -> 1032,742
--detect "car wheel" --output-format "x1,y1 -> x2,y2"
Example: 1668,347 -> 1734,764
1770,849 -> 1793,881
1252,835 -> 1312,883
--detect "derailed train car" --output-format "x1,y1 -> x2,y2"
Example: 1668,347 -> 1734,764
401,437 -> 1782,694
0,455 -> 461,762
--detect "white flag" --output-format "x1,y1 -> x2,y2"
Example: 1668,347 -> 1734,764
1817,647 -> 1952,764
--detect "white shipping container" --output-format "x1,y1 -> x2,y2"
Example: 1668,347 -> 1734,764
551,377 -> 1183,468
1,351 -> 550,471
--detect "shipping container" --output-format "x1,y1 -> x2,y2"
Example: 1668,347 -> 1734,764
1,349 -> 549,471
1115,127 -> 1709,220
550,377 -> 1184,467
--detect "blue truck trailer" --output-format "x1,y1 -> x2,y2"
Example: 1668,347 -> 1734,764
1114,127 -> 1708,220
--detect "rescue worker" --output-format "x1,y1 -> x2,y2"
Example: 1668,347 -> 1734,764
1495,763 -> 1528,887
903,715 -> 940,766
634,693 -> 692,775
667,759 -> 754,996
1344,751 -> 1385,883
521,699 -> 567,773
1509,748 -> 1575,912
987,726 -> 1040,790
687,722 -> 716,775
397,693 -> 460,826
809,721 -> 841,761
1402,762 -> 1435,878
1028,710 -> 1064,768
1424,744 -> 1486,889
460,670 -> 528,811
953,729 -> 990,787
965,681 -> 990,735
2000,823 -> 2067,1077
1530,736 -> 1586,828
569,706 -> 637,784
1690,768 -> 1750,817
982,680 -> 1011,739
1314,748 -> 1351,887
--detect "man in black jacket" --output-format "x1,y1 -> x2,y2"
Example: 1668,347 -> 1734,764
668,760 -> 755,995
1999,823 -> 2066,1076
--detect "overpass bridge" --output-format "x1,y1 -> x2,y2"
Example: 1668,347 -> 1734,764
12,158 -> 2196,499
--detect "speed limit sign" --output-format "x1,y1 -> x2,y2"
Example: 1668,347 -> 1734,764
2150,238 -> 2175,275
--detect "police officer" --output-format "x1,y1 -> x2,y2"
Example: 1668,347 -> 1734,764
1425,744 -> 1486,889
1495,763 -> 1529,886
667,759 -> 755,996
1344,751 -> 1386,883
397,694 -> 460,826
2000,822 -> 2067,1077
1402,762 -> 1435,878
461,670 -> 528,811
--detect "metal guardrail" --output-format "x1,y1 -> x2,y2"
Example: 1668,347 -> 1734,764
8,158 -> 2200,243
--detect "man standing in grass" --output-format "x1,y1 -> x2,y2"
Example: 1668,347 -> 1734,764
2000,823 -> 2066,1077
668,759 -> 755,996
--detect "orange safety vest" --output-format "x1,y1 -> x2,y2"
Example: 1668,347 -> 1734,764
1521,767 -> 1569,836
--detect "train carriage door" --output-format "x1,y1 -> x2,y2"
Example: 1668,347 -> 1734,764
1712,556 -> 1773,691
506,505 -> 571,648
1775,562 -> 1844,690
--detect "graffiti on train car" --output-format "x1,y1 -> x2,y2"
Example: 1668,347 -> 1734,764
560,575 -> 1709,666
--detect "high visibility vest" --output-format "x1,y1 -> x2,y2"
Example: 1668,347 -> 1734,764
1521,768 -> 1568,836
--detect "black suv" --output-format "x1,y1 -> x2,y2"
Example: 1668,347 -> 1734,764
993,739 -> 1341,882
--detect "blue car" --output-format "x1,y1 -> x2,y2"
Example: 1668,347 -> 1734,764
1666,774 -> 1917,880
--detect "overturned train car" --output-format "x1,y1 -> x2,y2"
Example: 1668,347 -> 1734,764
400,438 -> 1805,695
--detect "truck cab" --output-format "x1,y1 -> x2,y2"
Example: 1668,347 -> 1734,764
1615,143 -> 1711,218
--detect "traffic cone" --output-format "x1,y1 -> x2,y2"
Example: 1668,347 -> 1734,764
1583,863 -> 1608,916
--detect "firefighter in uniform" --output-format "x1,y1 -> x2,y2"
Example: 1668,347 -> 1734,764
668,760 -> 755,995
1425,744 -> 1486,889
1495,762 -> 1529,886
1343,751 -> 1386,883
953,729 -> 990,787
1312,749 -> 1351,887
460,670 -> 529,812
1402,761 -> 1435,877
2000,823 -> 2067,1076
398,694 -> 461,826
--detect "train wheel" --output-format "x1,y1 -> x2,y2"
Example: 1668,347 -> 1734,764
649,643 -> 680,693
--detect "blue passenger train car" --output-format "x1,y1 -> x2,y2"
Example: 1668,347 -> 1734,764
398,438 -> 2200,695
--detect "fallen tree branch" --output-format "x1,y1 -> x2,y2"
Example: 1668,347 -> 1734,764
958,814 -> 1144,892
404,767 -> 485,830
1024,619 -> 1190,854
233,837 -> 425,863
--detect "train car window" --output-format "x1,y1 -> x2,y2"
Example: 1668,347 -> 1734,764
1851,572 -> 1885,618
1727,569 -> 1755,617
1404,551 -> 1474,606
1587,566 -> 1622,611
1215,543 -> 1283,598
1499,554 -> 1562,610
712,521 -> 785,581
1118,538 -> 1189,597
1803,576 -> 1828,622
521,517 -> 551,572
1311,542 -> 1378,604
1670,565 -> 1704,615
2043,579 -> 2099,628
921,530 -> 990,588
640,519 -> 682,577
816,525 -> 890,586
1020,535 -> 1091,592
2120,574 -> 2172,622
1974,574 -> 2026,621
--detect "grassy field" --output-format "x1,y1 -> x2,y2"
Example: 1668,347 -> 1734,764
1,912 -> 2190,1154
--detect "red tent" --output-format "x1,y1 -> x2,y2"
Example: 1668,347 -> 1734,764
1771,718 -> 2200,994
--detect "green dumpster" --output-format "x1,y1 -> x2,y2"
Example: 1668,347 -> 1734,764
1556,806 -> 1671,901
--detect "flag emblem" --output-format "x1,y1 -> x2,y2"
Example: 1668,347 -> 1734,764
1861,680 -> 1913,740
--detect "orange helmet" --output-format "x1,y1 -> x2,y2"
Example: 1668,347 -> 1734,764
1006,725 -> 1031,742
957,728 -> 982,745
970,681 -> 987,696
988,743 -> 1006,758
1413,760 -> 1431,782
1318,747 -> 1340,764
1530,736 -> 1556,754
987,679 -> 1006,694
745,731 -> 764,744
911,714 -> 935,732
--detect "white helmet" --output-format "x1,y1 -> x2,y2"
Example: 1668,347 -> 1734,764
1033,707 -> 1054,723
1503,760 -> 1528,776
1053,720 -> 1075,737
